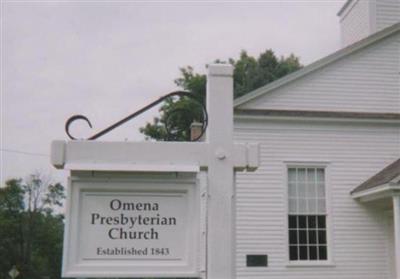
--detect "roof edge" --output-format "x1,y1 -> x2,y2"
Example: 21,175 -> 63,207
351,158 -> 400,195
351,184 -> 400,200
337,0 -> 355,16
235,109 -> 400,121
234,22 -> 400,108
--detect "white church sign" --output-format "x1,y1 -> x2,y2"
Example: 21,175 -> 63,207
51,64 -> 258,278
62,175 -> 200,277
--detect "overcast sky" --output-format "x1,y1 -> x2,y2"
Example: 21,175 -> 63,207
1,0 -> 345,184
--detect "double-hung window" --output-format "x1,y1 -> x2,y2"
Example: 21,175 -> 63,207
288,167 -> 328,261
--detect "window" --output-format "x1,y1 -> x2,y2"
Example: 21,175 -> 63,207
288,167 -> 328,261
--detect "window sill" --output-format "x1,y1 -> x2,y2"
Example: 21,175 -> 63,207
286,261 -> 335,268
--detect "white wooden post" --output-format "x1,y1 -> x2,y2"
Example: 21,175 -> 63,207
206,64 -> 235,279
394,195 -> 400,279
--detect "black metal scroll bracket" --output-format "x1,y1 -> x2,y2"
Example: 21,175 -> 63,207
65,91 -> 208,141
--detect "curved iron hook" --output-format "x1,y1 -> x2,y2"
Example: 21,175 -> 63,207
64,91 -> 208,141
65,115 -> 93,140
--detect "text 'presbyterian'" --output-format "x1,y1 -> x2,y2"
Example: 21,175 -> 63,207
90,199 -> 177,240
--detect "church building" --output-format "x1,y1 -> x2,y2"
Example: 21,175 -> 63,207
234,0 -> 400,278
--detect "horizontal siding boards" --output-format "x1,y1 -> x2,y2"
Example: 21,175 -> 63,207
234,119 -> 399,279
241,32 -> 400,114
340,0 -> 371,47
376,0 -> 400,31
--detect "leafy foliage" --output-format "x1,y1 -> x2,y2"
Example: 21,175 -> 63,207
0,174 -> 65,279
140,49 -> 301,141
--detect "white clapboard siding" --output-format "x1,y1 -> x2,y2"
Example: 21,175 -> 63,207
376,0 -> 400,32
240,32 -> 400,114
234,118 -> 400,279
340,0 -> 372,47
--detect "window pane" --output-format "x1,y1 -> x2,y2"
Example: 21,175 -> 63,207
317,199 -> 326,213
299,230 -> 307,244
298,168 -> 306,182
289,230 -> 298,244
317,216 -> 326,228
318,230 -> 327,244
298,183 -> 306,198
319,246 -> 327,260
308,199 -> 317,213
307,168 -> 315,184
306,183 -> 316,198
298,216 -> 307,228
308,216 -> 317,228
289,246 -> 298,261
288,215 -> 297,228
317,183 -> 325,198
316,168 -> 324,183
288,182 -> 297,198
289,198 -> 297,213
309,230 -> 317,244
298,199 -> 307,213
309,246 -> 318,260
288,169 -> 296,182
299,246 -> 308,260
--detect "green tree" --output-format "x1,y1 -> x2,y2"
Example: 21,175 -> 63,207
0,173 -> 65,279
140,49 -> 301,141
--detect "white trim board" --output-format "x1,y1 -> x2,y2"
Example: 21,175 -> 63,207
351,184 -> 400,202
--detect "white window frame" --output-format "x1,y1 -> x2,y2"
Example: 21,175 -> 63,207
283,162 -> 335,267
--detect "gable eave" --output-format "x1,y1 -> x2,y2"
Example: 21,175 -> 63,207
234,22 -> 400,109
351,159 -> 400,195
351,183 -> 400,202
